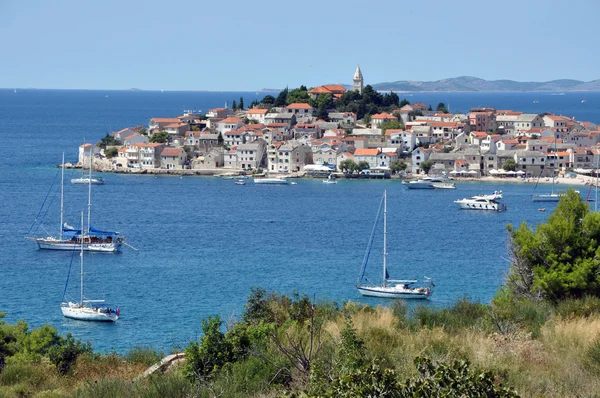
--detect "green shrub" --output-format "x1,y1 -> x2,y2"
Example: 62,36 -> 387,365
401,357 -> 518,397
0,361 -> 53,388
584,335 -> 600,374
123,347 -> 162,367
555,296 -> 600,318
47,333 -> 93,375
409,298 -> 489,333
72,378 -> 136,398
490,289 -> 551,337
184,315 -> 232,380
144,373 -> 195,398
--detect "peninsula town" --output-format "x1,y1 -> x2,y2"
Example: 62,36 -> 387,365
77,67 -> 600,180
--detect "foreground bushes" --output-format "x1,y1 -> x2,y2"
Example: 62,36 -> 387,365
4,292 -> 600,397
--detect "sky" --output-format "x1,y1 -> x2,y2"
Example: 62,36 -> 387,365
1,0 -> 598,91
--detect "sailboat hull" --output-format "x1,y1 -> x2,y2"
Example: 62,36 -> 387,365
34,238 -> 121,252
357,285 -> 431,299
61,303 -> 119,322
532,194 -> 561,202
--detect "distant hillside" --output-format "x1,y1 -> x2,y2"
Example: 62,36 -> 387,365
370,76 -> 600,92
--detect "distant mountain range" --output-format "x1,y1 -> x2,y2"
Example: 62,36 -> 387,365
370,76 -> 600,92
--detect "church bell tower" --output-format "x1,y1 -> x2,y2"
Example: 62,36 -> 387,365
353,65 -> 364,94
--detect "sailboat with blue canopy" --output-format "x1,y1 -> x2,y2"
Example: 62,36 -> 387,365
27,153 -> 125,252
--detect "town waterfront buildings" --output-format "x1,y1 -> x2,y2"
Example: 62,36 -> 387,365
90,67 -> 600,179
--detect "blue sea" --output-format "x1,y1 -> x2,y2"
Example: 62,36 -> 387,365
0,89 -> 599,353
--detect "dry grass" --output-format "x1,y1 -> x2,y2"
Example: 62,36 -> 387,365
325,305 -> 600,397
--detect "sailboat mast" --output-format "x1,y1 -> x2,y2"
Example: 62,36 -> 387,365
80,211 -> 84,306
594,151 -> 600,211
87,152 -> 92,234
552,134 -> 557,195
60,153 -> 65,240
383,190 -> 387,287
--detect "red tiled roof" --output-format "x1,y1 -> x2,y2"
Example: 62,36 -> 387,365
151,118 -> 181,123
354,148 -> 379,156
219,117 -> 243,124
160,147 -> 184,156
286,103 -> 313,109
247,108 -> 269,114
372,112 -> 396,120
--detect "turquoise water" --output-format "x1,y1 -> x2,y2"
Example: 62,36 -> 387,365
0,89 -> 597,352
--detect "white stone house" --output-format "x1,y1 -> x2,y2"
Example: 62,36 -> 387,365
123,133 -> 148,146
160,147 -> 187,170
515,150 -> 547,176
246,108 -> 269,124
371,112 -> 397,128
217,117 -> 245,135
313,146 -> 338,166
387,130 -> 416,153
410,147 -> 431,174
328,112 -> 356,124
514,114 -> 545,134
192,148 -> 224,169
78,143 -> 100,165
111,128 -> 135,144
149,118 -> 182,133
285,103 -> 314,116
163,123 -> 188,139
136,143 -> 164,169
353,148 -> 380,169
236,141 -> 267,170
224,131 -> 250,147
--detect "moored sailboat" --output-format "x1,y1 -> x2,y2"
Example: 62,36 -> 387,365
60,212 -> 120,322
356,190 -> 434,299
28,154 -> 124,252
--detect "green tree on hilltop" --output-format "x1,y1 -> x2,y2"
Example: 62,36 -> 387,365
287,87 -> 310,104
274,87 -> 289,107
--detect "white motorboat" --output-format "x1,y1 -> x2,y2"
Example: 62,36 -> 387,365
356,190 -> 434,299
402,177 -> 436,189
60,212 -> 120,322
235,179 -> 246,185
431,182 -> 456,189
454,197 -> 506,211
472,190 -> 503,200
402,177 -> 453,189
71,176 -> 104,185
254,177 -> 290,185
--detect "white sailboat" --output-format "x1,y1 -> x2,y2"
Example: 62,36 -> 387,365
72,154 -> 105,184
28,154 -> 123,252
356,190 -> 434,299
61,212 -> 120,322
